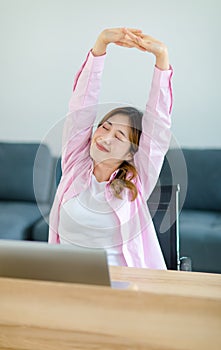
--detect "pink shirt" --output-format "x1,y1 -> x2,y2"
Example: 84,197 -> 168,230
48,50 -> 173,269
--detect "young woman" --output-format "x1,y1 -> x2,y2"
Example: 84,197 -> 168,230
48,27 -> 173,269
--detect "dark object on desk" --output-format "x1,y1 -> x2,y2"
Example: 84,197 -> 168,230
179,257 -> 192,271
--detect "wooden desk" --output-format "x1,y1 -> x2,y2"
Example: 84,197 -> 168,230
110,266 -> 221,298
0,267 -> 221,350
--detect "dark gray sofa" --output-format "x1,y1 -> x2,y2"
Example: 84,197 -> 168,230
0,142 -> 55,241
0,142 -> 221,273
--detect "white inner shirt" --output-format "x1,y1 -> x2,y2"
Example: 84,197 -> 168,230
58,174 -> 126,266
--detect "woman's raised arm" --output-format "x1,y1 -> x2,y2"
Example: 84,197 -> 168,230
62,27 -> 144,174
123,30 -> 173,198
124,29 -> 170,70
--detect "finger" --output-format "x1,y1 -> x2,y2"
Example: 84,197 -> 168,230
124,30 -> 144,43
126,27 -> 143,33
136,36 -> 152,49
135,38 -> 160,54
115,40 -> 147,51
125,34 -> 139,44
125,28 -> 144,36
115,41 -> 134,48
136,46 -> 147,52
116,38 -> 136,46
122,27 -> 143,36
115,41 -> 125,47
132,42 -> 147,51
124,38 -> 147,51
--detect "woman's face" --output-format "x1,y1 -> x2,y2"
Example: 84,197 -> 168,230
90,113 -> 133,166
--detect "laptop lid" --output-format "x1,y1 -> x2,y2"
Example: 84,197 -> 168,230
0,240 -> 111,286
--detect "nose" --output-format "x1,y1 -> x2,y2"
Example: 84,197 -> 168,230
100,131 -> 114,144
103,137 -> 111,145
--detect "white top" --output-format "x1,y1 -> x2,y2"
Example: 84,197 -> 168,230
58,175 -> 126,266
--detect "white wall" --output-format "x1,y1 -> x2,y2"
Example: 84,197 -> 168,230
0,0 -> 220,155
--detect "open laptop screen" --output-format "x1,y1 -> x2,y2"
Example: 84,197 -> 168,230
0,240 -> 111,286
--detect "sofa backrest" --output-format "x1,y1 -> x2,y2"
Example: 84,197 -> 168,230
159,148 -> 221,211
182,149 -> 221,211
0,142 -> 53,203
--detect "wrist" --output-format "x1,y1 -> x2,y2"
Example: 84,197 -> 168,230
155,47 -> 169,70
92,31 -> 108,56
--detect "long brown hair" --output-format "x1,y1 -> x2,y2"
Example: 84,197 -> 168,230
98,107 -> 143,201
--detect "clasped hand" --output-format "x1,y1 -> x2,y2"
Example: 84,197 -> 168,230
92,27 -> 169,70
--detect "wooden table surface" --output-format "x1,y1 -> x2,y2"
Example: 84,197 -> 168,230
110,265 -> 221,298
0,267 -> 221,350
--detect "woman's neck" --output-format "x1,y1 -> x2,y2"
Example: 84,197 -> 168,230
93,161 -> 119,182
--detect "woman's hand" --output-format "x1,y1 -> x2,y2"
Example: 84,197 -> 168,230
124,29 -> 170,70
92,27 -> 170,70
92,27 -> 144,56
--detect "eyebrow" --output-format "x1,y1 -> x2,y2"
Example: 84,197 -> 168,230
106,120 -> 127,138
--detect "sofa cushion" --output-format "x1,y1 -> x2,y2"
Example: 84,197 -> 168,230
160,148 -> 221,211
0,142 -> 53,203
179,209 -> 221,273
182,149 -> 221,211
0,202 -> 46,240
32,215 -> 49,242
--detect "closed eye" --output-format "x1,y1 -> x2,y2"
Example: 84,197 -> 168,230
116,132 -> 126,142
101,120 -> 128,141
117,128 -> 128,141
102,121 -> 111,130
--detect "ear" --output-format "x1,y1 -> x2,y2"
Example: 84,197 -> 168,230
125,152 -> 133,162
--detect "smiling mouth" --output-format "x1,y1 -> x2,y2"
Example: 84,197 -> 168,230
96,142 -> 109,152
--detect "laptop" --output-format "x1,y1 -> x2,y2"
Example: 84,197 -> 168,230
0,240 -> 111,287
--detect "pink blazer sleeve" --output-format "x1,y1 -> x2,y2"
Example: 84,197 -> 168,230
134,65 -> 173,199
61,51 -> 106,175
48,51 -> 105,244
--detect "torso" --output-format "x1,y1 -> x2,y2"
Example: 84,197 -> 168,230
58,175 -> 126,266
